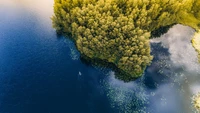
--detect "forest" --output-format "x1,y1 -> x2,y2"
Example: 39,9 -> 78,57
52,0 -> 200,81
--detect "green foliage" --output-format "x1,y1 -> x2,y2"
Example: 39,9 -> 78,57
192,31 -> 200,62
52,0 -> 200,81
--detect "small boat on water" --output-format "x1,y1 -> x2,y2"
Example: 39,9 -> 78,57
79,71 -> 82,76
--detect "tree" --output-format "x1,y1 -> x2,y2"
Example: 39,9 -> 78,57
52,0 -> 200,81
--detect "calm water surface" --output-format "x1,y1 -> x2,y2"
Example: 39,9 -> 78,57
0,1 -> 200,113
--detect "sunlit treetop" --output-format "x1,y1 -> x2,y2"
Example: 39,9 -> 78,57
193,92 -> 200,112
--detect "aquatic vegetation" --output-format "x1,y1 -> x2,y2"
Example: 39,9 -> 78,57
192,92 -> 200,111
52,0 -> 200,81
64,39 -> 80,60
192,31 -> 200,62
102,72 -> 149,113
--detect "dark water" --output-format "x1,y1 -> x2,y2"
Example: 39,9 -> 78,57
0,1 -> 111,113
0,1 -> 200,113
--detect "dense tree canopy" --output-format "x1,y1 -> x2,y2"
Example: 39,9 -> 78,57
52,0 -> 200,80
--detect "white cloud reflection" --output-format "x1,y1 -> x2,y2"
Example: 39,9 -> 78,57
151,24 -> 200,72
105,24 -> 200,113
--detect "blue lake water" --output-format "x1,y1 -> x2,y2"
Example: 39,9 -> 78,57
0,1 -> 200,113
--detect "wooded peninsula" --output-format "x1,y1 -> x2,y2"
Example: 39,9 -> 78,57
52,0 -> 200,81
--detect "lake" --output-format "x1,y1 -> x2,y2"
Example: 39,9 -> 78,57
0,0 -> 200,113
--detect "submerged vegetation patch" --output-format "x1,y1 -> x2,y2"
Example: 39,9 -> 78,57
192,92 -> 200,112
52,0 -> 200,81
192,31 -> 200,62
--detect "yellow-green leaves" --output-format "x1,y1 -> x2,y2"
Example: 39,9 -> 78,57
52,0 -> 200,80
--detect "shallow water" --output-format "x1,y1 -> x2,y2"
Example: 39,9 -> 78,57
0,1 -> 200,113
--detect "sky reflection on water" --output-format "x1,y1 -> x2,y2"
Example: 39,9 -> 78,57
104,25 -> 200,113
1,0 -> 200,113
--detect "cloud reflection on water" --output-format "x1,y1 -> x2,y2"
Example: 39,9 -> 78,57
2,1 -> 200,112
152,24 -> 200,112
104,24 -> 200,113
151,24 -> 200,72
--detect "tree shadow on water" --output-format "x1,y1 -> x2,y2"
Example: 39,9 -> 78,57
143,42 -> 179,90
80,55 -> 139,82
